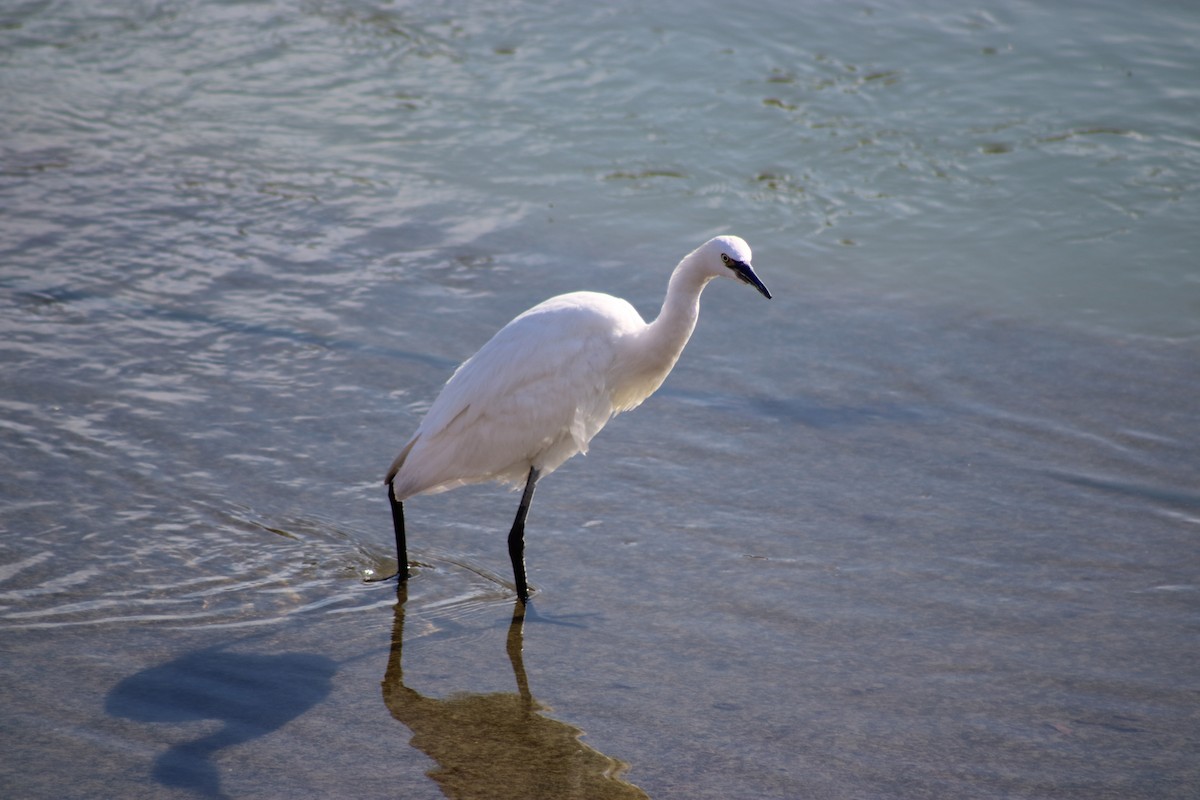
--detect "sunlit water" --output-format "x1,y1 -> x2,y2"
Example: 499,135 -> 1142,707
2,1 -> 1198,798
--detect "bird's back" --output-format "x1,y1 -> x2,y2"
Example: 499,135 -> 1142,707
387,291 -> 647,500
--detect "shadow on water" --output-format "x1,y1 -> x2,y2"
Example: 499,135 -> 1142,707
1049,469 -> 1200,514
106,647 -> 337,800
383,586 -> 649,799
13,285 -> 456,371
664,386 -> 927,429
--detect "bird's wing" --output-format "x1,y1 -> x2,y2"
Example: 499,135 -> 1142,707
391,294 -> 633,497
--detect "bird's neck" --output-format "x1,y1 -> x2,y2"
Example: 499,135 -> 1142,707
608,258 -> 711,412
646,260 -> 711,372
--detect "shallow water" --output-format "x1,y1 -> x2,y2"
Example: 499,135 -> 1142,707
2,1 -> 1198,798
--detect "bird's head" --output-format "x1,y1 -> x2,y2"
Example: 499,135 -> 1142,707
695,235 -> 771,299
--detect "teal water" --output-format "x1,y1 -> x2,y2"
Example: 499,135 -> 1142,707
2,2 -> 1198,798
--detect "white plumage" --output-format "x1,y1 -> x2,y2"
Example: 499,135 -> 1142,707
384,235 -> 771,601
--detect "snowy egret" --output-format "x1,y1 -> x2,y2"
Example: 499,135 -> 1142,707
384,235 -> 770,602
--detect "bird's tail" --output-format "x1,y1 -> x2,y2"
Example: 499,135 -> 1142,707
384,435 -> 419,487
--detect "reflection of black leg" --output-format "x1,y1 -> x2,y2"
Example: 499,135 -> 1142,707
387,582 -> 408,684
506,600 -> 533,708
507,467 -> 540,603
388,482 -> 408,582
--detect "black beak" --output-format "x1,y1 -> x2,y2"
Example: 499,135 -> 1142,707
731,260 -> 772,299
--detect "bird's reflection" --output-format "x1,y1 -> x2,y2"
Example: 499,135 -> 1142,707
382,586 -> 649,799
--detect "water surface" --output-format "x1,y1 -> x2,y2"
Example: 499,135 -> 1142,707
2,1 -> 1198,798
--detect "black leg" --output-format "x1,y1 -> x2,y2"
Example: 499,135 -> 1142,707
388,482 -> 408,582
507,466 -> 540,603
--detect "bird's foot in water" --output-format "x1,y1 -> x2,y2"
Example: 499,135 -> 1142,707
362,563 -> 411,583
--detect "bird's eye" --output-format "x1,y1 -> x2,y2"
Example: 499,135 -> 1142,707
721,254 -> 732,266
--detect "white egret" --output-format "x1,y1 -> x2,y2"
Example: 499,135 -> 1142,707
384,235 -> 771,602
